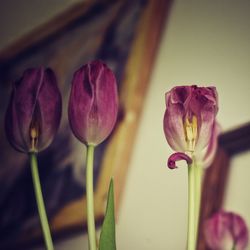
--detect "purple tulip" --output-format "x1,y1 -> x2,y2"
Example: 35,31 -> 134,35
5,67 -> 62,153
163,85 -> 220,168
204,211 -> 249,250
68,60 -> 118,146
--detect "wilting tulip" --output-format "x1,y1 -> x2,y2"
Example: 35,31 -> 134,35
204,211 -> 249,250
68,60 -> 118,146
5,67 -> 62,153
163,85 -> 220,168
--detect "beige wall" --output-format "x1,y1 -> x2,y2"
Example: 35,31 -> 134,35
116,1 -> 250,249
1,0 -> 249,249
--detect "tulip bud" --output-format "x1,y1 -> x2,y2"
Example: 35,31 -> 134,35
68,60 -> 118,146
5,67 -> 62,153
204,211 -> 249,250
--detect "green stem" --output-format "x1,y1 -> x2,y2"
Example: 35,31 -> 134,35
187,158 -> 203,250
194,162 -> 202,241
187,163 -> 196,250
86,145 -> 97,250
29,153 -> 54,250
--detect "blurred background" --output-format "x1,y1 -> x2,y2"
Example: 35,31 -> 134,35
0,0 -> 250,249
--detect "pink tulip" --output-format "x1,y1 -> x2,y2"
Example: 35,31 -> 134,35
204,211 -> 249,250
163,85 -> 220,168
68,60 -> 118,146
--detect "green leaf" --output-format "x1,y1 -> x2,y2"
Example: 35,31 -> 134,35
99,178 -> 116,250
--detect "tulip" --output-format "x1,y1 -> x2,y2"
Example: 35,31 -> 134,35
5,67 -> 62,153
163,85 -> 220,250
204,211 -> 249,250
163,85 -> 220,168
4,67 -> 61,250
68,60 -> 119,250
68,60 -> 118,146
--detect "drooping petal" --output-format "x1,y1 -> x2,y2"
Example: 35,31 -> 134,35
167,152 -> 192,169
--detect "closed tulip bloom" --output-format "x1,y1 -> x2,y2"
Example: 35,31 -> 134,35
68,60 -> 118,146
5,67 -> 62,153
163,85 -> 220,168
204,211 -> 249,250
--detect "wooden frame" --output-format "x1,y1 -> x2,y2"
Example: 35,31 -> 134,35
0,0 -> 172,249
198,122 -> 250,250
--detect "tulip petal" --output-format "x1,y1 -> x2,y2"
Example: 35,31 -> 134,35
163,92 -> 187,151
5,89 -> 28,152
167,152 -> 192,169
202,122 -> 221,168
5,68 -> 44,152
170,86 -> 192,106
190,86 -> 218,152
232,214 -> 249,250
16,69 -> 44,143
36,68 -> 62,151
204,211 -> 234,250
88,61 -> 118,144
204,211 -> 249,250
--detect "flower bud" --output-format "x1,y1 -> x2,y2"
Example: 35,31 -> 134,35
68,60 -> 118,146
5,67 -> 62,153
204,211 -> 249,250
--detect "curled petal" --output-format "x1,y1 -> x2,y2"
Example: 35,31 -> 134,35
167,152 -> 192,169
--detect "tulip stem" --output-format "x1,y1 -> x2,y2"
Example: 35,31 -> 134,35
29,153 -> 54,250
194,162 -> 202,241
86,145 -> 97,250
187,158 -> 203,250
187,162 -> 196,250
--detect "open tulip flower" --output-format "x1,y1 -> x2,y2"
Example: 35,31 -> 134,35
163,85 -> 220,250
204,211 -> 249,250
164,85 -> 220,169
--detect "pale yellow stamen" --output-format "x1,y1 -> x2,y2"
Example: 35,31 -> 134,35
184,115 -> 198,152
30,127 -> 39,152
